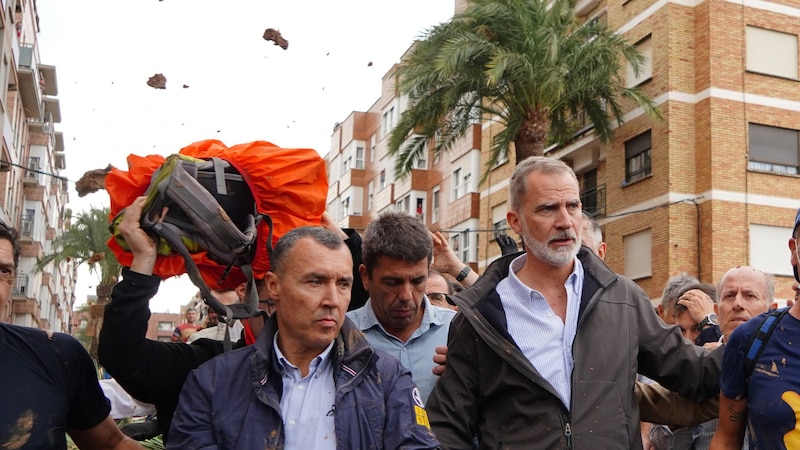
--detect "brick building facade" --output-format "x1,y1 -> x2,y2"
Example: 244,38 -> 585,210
326,0 -> 800,303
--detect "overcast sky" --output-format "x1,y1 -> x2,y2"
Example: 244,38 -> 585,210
35,0 -> 454,312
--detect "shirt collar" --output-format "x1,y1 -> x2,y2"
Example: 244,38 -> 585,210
357,296 -> 447,333
506,253 -> 584,299
272,331 -> 335,376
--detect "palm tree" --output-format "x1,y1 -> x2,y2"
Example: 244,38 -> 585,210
37,206 -> 121,357
389,0 -> 660,179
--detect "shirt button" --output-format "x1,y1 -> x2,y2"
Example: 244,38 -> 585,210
297,385 -> 304,390
288,419 -> 296,426
402,347 -> 407,352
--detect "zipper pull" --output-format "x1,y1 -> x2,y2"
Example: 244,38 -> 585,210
565,422 -> 572,449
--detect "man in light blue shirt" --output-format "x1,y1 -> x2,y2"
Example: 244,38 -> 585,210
347,211 -> 456,403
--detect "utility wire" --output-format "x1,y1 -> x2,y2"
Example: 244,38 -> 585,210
0,159 -> 71,182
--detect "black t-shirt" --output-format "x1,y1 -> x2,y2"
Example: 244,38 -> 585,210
0,324 -> 110,449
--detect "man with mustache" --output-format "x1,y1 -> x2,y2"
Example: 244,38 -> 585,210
427,156 -> 722,449
168,226 -> 440,449
347,211 -> 457,403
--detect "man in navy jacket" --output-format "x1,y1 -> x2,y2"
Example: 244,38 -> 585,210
168,226 -> 440,449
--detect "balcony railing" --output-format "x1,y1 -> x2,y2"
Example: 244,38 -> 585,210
12,273 -> 29,297
581,184 -> 606,217
20,217 -> 33,238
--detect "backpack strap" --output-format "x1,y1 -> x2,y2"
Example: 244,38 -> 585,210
744,306 -> 790,382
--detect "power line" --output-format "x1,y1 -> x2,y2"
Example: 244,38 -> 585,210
0,159 -> 71,182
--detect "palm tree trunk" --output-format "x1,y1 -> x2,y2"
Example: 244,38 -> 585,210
514,106 -> 551,163
87,282 -> 114,360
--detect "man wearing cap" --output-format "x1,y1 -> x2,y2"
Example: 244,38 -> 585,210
711,210 -> 800,449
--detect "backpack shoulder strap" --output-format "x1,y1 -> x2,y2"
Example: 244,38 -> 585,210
744,306 -> 790,382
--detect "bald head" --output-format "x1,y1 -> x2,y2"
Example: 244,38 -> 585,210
716,266 -> 773,341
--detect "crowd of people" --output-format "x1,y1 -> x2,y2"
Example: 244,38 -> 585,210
2,155 -> 800,449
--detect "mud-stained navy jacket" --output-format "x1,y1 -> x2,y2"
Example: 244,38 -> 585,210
168,315 -> 441,449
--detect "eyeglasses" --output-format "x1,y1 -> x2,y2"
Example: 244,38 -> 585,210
427,292 -> 453,306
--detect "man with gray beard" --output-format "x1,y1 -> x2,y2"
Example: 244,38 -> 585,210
427,156 -> 722,449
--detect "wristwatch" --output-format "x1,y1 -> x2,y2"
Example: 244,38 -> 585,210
698,313 -> 718,330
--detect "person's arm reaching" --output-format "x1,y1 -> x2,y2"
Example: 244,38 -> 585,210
430,231 -> 478,287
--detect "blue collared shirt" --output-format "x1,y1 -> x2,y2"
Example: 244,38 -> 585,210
273,332 -> 336,450
346,298 -> 456,403
496,254 -> 584,409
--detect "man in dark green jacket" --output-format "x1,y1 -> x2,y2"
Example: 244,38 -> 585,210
426,156 -> 722,449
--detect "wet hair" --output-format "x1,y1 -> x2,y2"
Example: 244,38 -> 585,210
672,282 -> 717,315
271,226 -> 345,275
0,220 -> 21,268
362,211 -> 432,276
660,272 -> 700,313
509,156 -> 578,212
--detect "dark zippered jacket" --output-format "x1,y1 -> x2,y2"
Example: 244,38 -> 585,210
168,315 -> 441,449
427,248 -> 722,449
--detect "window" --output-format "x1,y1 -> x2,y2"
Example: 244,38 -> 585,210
623,229 -> 652,280
625,130 -> 652,183
158,321 -> 174,331
342,156 -> 351,173
434,151 -> 441,165
747,26 -> 798,79
355,147 -> 365,169
79,319 -> 88,330
748,123 -> 799,175
492,203 -> 509,239
382,107 -> 395,136
453,168 -> 463,199
367,180 -> 374,211
21,209 -> 33,237
396,194 -> 410,214
341,197 -> 350,219
750,224 -> 793,276
416,198 -> 424,221
370,135 -> 377,162
451,230 -> 471,262
625,36 -> 652,88
379,169 -> 386,189
416,141 -> 428,169
432,187 -> 440,223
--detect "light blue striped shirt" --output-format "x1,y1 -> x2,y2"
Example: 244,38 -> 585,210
273,332 -> 336,450
496,254 -> 584,409
346,298 -> 456,403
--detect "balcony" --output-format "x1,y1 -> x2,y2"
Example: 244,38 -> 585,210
20,217 -> 33,239
54,151 -> 65,170
17,44 -> 43,119
22,157 -> 40,187
28,112 -> 55,146
12,273 -> 29,298
581,184 -> 606,217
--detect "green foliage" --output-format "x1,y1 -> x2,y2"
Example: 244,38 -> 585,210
36,206 -> 121,288
389,0 -> 660,180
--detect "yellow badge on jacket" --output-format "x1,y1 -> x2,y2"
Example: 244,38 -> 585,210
411,387 -> 430,429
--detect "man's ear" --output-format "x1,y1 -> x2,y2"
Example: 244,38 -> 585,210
359,264 -> 370,290
790,238 -> 798,266
657,304 -> 665,321
235,282 -> 247,302
265,272 -> 280,302
714,303 -> 719,314
507,210 -> 522,236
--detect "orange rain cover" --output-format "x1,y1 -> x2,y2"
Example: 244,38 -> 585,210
105,139 -> 328,289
